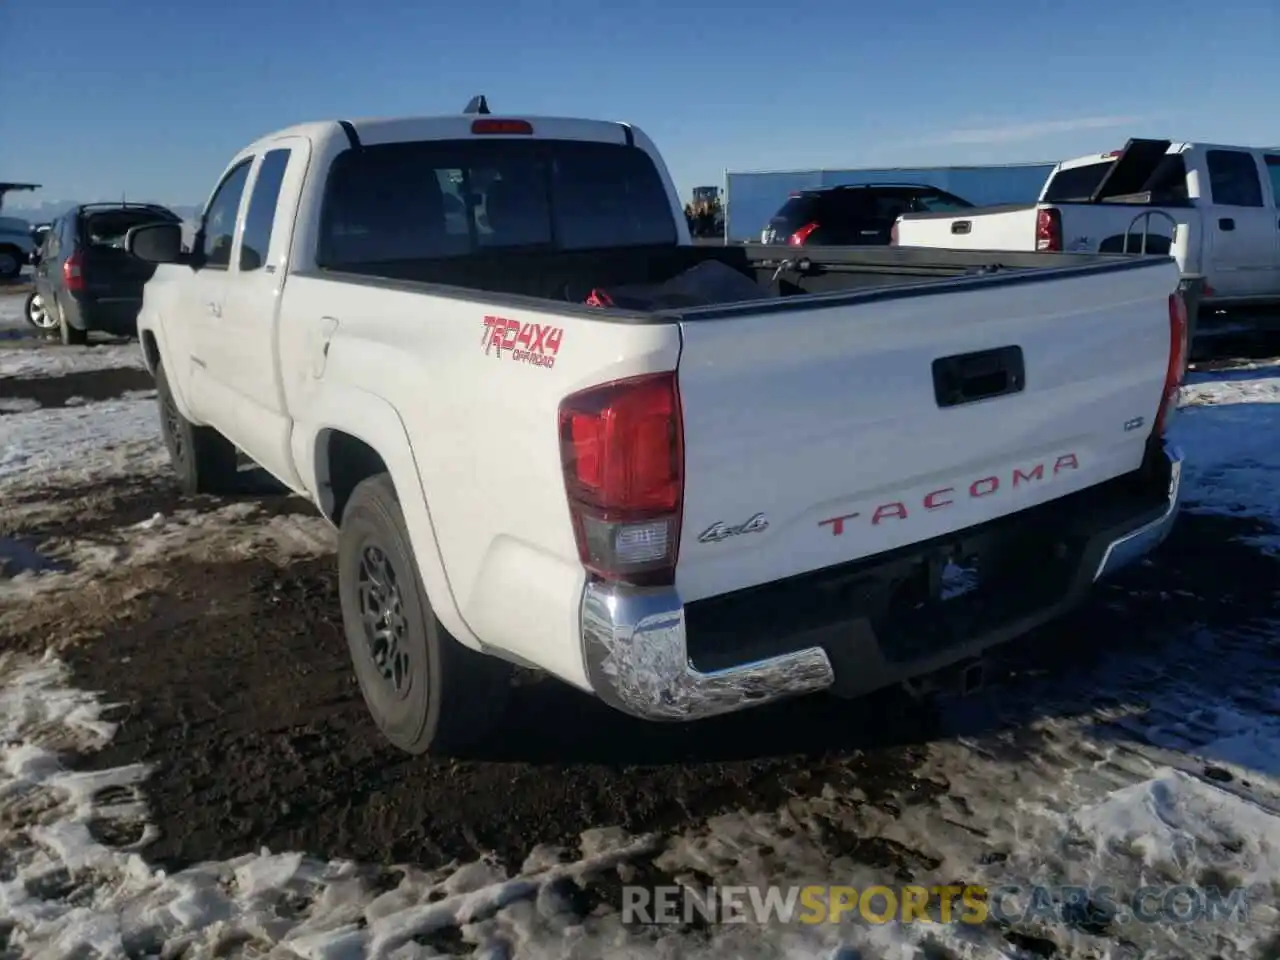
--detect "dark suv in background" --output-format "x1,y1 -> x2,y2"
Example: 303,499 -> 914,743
31,202 -> 180,344
761,183 -> 974,246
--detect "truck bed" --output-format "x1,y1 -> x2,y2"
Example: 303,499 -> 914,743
304,242 -> 1171,317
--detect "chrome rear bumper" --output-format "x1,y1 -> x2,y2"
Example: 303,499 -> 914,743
580,442 -> 1184,722
1092,443 -> 1184,581
580,585 -> 835,721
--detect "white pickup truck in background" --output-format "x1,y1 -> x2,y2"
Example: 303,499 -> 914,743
893,139 -> 1280,312
125,105 -> 1189,756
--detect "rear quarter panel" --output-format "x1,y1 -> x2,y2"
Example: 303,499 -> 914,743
1056,205 -> 1190,261
277,276 -> 682,689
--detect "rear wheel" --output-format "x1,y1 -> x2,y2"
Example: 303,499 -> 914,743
337,473 -> 511,756
154,360 -> 239,494
25,292 -> 57,331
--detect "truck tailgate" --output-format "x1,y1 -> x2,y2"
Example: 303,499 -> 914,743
895,203 -> 1038,250
674,259 -> 1177,603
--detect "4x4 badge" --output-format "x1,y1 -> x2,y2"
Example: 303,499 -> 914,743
697,513 -> 769,544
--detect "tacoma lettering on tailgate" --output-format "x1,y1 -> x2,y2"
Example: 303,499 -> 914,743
482,315 -> 563,369
819,454 -> 1079,536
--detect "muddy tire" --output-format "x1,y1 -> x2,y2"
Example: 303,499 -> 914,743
155,360 -> 238,495
57,299 -> 88,346
338,473 -> 511,756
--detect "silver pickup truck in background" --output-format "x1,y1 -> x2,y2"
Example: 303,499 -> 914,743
892,139 -> 1280,320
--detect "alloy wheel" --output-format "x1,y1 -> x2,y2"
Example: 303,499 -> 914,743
356,543 -> 413,698
27,293 -> 56,330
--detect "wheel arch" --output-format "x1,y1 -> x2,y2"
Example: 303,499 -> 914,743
146,332 -> 200,423
140,330 -> 161,373
305,389 -> 479,652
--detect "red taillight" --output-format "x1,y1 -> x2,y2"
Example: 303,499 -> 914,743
1035,207 -> 1062,252
558,372 -> 684,585
1153,292 -> 1190,437
789,222 -> 820,246
471,118 -> 533,135
890,220 -> 899,245
62,250 -> 84,291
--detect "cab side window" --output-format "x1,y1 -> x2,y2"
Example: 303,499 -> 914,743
239,149 -> 292,271
200,160 -> 253,268
1264,156 -> 1280,207
1205,150 -> 1263,207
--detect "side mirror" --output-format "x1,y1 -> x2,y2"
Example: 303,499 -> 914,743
126,221 -> 186,264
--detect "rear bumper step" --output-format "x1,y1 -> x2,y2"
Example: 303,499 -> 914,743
580,441 -> 1184,722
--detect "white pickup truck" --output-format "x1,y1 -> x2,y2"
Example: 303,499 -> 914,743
124,106 -> 1189,756
893,139 -> 1280,312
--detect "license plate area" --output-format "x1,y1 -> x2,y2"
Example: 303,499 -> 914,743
872,531 -> 1078,663
888,547 -> 983,613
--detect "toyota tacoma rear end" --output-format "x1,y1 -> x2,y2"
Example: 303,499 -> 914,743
127,103 -> 1189,755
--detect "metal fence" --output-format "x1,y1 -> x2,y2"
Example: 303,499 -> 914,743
723,163 -> 1057,243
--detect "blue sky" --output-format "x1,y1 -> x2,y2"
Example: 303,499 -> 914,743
0,0 -> 1274,210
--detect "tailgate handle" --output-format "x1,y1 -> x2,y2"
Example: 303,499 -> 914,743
932,346 -> 1025,408
951,221 -> 972,235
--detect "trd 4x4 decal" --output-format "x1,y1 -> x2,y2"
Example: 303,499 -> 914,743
482,315 -> 563,369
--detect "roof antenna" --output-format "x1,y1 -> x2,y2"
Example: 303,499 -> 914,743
463,95 -> 490,115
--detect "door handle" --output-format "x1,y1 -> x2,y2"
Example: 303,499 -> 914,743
206,301 -> 221,318
1218,218 -> 1235,231
933,345 -> 1026,408
951,220 -> 972,235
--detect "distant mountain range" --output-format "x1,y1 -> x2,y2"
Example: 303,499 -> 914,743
3,200 -> 201,223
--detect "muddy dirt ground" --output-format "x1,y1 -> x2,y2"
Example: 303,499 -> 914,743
0,366 -> 154,406
2,351 -> 1278,898
56,505 -> 1280,878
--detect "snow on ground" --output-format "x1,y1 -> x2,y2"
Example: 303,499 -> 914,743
0,292 -> 145,375
0,290 -> 27,330
0,503 -> 336,604
1,338 -> 1279,957
0,396 -> 165,485
3,641 -> 1278,958
0,341 -> 146,378
0,397 -> 42,414
1173,360 -> 1280,553
0,655 -> 681,960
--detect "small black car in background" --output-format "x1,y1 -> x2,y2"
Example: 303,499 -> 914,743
761,183 -> 974,246
31,202 -> 181,344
